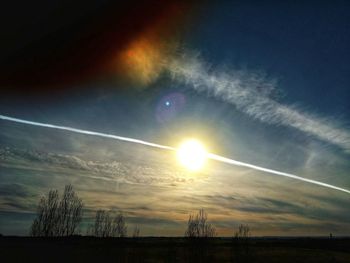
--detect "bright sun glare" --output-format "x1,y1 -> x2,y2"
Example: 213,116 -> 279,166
177,139 -> 207,171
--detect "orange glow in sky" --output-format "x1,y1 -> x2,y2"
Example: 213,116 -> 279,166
122,36 -> 166,85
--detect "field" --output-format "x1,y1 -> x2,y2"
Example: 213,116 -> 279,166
1,237 -> 350,262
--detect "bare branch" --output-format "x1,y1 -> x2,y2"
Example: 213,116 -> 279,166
185,209 -> 216,238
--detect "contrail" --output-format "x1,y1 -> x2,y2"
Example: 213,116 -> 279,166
1,114 -> 349,194
208,153 -> 350,194
0,115 -> 173,151
166,54 -> 350,152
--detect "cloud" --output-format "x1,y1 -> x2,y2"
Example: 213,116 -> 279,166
0,183 -> 34,198
0,146 -> 195,187
1,143 -> 349,236
168,53 -> 350,152
234,198 -> 302,215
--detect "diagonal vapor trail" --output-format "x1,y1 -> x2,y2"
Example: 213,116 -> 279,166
0,115 -> 173,151
1,114 -> 349,194
208,153 -> 350,194
166,55 -> 350,152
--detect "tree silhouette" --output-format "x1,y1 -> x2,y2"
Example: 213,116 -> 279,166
113,211 -> 127,237
232,224 -> 253,261
132,225 -> 140,238
185,209 -> 217,238
92,210 -> 127,237
234,224 -> 250,241
30,185 -> 83,237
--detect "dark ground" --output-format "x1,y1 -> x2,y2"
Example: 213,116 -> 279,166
0,236 -> 349,263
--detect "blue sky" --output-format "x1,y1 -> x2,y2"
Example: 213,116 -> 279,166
190,1 -> 350,114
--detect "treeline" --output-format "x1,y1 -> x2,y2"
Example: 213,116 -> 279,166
30,185 -> 140,238
30,185 -> 83,237
30,185 -> 250,239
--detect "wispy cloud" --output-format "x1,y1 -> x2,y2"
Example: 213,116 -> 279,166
0,147 -> 193,187
167,53 -> 350,152
1,141 -> 349,236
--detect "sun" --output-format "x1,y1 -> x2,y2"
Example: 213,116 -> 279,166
177,139 -> 208,171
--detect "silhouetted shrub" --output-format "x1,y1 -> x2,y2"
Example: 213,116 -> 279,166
232,224 -> 253,262
30,184 -> 83,237
234,224 -> 250,241
132,225 -> 140,238
91,210 -> 127,237
185,209 -> 217,238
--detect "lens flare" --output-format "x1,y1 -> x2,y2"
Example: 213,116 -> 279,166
121,37 -> 165,85
117,3 -> 184,86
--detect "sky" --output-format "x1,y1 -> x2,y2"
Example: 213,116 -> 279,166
0,0 -> 349,236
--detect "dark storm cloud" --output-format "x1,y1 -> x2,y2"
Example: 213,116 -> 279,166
0,0 -> 195,90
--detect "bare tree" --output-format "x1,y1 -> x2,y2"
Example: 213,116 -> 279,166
185,209 -> 216,238
93,210 -> 112,237
30,185 -> 83,237
234,224 -> 250,241
92,210 -> 127,237
132,225 -> 140,238
31,189 -> 59,237
113,212 -> 127,237
57,185 -> 83,236
232,224 -> 253,261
